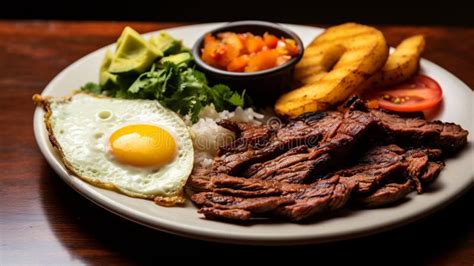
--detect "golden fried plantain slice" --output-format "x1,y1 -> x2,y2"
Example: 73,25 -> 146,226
276,23 -> 389,118
360,35 -> 425,91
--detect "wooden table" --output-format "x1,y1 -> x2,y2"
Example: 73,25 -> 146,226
1,21 -> 473,263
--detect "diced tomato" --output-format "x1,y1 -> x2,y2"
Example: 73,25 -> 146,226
201,34 -> 222,68
201,34 -> 239,69
283,38 -> 299,56
222,32 -> 244,54
237,33 -> 248,42
227,55 -> 249,72
245,35 -> 265,53
215,45 -> 238,68
263,32 -> 279,49
203,33 -> 216,46
245,50 -> 280,72
364,75 -> 443,112
201,31 -> 299,72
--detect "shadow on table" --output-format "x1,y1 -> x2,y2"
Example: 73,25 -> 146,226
39,162 -> 473,262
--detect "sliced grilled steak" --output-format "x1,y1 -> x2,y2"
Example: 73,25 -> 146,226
192,192 -> 293,216
335,145 -> 407,194
404,149 -> 430,193
274,111 -> 343,147
275,176 -> 358,221
212,111 -> 343,175
403,149 -> 441,193
211,143 -> 287,175
243,146 -> 331,183
370,110 -> 468,153
186,102 -> 468,223
190,175 -> 357,221
215,108 -> 467,176
357,179 -> 414,207
190,173 -> 327,197
334,145 -> 442,194
419,161 -> 444,183
243,145 -> 310,178
217,120 -> 274,155
189,174 -> 287,197
244,110 -> 375,183
189,145 -> 441,220
258,154 -> 331,184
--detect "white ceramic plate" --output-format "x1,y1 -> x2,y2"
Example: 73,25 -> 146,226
34,23 -> 474,245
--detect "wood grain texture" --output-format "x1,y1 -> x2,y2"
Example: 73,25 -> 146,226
0,21 -> 472,263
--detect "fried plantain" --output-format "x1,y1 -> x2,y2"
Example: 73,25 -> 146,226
276,23 -> 389,118
360,35 -> 425,91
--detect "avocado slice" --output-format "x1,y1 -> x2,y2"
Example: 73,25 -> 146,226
150,32 -> 183,55
99,50 -> 119,89
160,52 -> 193,67
108,27 -> 162,74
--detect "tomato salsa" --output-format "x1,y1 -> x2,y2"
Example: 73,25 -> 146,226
201,32 -> 300,72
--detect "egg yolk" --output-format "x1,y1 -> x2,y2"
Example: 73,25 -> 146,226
109,124 -> 177,167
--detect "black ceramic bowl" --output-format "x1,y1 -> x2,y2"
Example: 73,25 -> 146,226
192,21 -> 304,105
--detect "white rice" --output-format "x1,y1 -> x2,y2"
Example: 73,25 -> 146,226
184,105 -> 265,168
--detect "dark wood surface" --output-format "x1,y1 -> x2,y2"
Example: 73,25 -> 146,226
0,21 -> 473,263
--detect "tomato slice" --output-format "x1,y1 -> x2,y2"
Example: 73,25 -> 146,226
364,75 -> 443,112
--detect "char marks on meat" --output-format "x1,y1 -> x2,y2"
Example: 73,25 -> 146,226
188,101 -> 468,222
243,110 -> 375,183
370,109 -> 468,153
211,111 -> 343,175
334,145 -> 443,194
335,145 -> 407,194
357,179 -> 414,207
190,175 -> 357,221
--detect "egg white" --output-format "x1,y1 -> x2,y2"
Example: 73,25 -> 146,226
43,93 -> 194,203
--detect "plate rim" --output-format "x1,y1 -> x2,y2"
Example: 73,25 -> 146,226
33,22 -> 474,245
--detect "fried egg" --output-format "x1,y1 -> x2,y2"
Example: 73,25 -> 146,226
35,93 -> 194,205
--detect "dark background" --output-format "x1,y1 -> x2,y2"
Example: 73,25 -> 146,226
1,0 -> 473,26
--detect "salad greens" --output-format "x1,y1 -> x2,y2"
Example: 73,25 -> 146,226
81,27 -> 247,123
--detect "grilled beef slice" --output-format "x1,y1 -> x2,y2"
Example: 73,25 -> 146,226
403,148 -> 443,192
243,110 -> 375,183
275,176 -> 358,221
189,144 -> 446,220
211,108 -> 468,176
420,162 -> 444,183
335,145 -> 407,194
212,111 -> 343,175
188,104 -> 467,222
357,179 -> 414,207
335,145 -> 442,194
370,110 -> 468,153
216,120 -> 275,155
191,175 -> 357,221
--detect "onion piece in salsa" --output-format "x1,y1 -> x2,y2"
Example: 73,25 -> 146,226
201,32 -> 299,72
